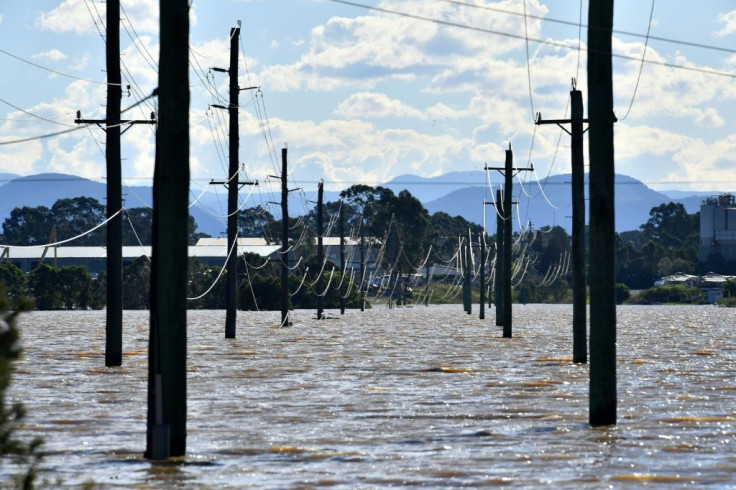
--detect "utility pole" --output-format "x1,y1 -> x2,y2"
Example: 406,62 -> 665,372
210,21 -> 258,339
146,0 -> 189,460
466,229 -> 472,315
479,231 -> 485,320
209,25 -> 257,338
105,0 -> 123,367
280,147 -> 290,326
486,145 -> 532,338
461,235 -> 469,313
360,215 -> 366,312
495,189 -> 503,326
536,81 -> 588,364
588,0 -> 617,427
317,181 -> 324,320
74,0 -> 155,367
339,201 -> 346,315
424,260 -> 430,307
502,147 -> 513,337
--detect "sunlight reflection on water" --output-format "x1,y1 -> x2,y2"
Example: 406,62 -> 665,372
5,304 -> 736,487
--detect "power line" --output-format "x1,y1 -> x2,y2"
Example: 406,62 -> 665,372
522,0 -> 535,122
435,0 -> 736,56
0,126 -> 87,145
0,97 -> 77,127
619,0 -> 656,121
0,48 -> 113,85
324,0 -> 736,79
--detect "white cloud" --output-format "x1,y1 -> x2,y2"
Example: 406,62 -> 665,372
715,10 -> 736,37
36,0 -> 197,36
32,49 -> 68,62
334,92 -> 426,119
36,0 -> 100,35
259,0 -> 548,93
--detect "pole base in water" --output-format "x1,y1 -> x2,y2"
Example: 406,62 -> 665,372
149,424 -> 170,460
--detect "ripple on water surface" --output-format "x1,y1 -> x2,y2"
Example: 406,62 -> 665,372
4,305 -> 736,487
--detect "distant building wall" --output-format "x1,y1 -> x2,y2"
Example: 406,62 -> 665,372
699,194 -> 736,263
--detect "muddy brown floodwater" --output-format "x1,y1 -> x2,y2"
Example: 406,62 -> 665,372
4,304 -> 736,487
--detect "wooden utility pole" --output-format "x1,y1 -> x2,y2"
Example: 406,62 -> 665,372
588,0 -> 617,426
466,229 -> 472,315
479,232 -> 485,320
105,0 -> 122,367
495,189 -> 504,326
317,181 -> 324,320
339,201 -> 346,315
461,235 -> 469,313
146,0 -> 189,459
74,0 -> 154,366
536,82 -> 588,363
224,26 -> 240,338
360,216 -> 366,312
487,147 -> 532,337
424,260 -> 430,307
210,24 -> 257,338
502,147 -> 513,338
280,147 -> 290,326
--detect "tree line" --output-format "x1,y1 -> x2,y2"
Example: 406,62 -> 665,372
0,191 -> 711,310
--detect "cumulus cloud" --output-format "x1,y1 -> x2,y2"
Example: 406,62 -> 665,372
334,92 -> 426,119
36,0 -> 196,35
32,49 -> 68,62
715,10 -> 736,37
259,0 -> 548,93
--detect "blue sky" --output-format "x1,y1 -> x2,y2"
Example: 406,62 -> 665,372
2,0 -> 736,204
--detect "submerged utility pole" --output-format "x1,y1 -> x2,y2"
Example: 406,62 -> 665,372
224,26 -> 240,339
495,189 -> 504,326
536,82 -> 589,364
280,147 -> 290,326
339,201 -> 346,315
466,229 -> 472,315
487,148 -> 532,337
210,24 -> 257,338
502,147 -> 513,337
105,0 -> 123,367
479,231 -> 485,320
146,0 -> 189,460
317,181 -> 324,320
74,0 -> 155,366
588,0 -> 617,427
360,216 -> 366,312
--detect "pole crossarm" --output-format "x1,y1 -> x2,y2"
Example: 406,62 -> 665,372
75,111 -> 157,135
484,164 -> 533,178
209,178 -> 258,190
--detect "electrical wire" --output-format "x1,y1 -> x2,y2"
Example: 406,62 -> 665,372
324,0 -> 736,79
619,0 -> 656,121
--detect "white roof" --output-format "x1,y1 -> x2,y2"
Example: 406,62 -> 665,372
196,237 -> 269,246
0,244 -> 280,259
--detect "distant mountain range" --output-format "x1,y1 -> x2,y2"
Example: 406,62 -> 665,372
0,171 -> 723,237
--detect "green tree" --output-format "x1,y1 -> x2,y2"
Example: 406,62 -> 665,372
641,202 -> 698,249
187,258 -> 226,309
0,264 -> 26,306
50,197 -> 106,246
0,287 -> 42,488
122,256 -> 150,309
27,263 -> 61,310
1,206 -> 52,246
56,265 -> 93,309
123,207 -> 153,246
238,205 -> 276,243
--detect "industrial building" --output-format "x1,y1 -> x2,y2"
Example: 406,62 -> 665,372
699,194 -> 736,263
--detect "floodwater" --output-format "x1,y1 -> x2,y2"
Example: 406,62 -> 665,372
5,304 -> 736,487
